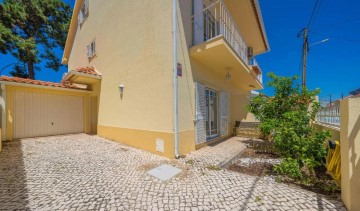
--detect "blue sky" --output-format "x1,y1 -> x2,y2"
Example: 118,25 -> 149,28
257,0 -> 360,100
0,0 -> 359,101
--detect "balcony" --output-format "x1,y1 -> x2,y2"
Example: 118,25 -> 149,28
190,0 -> 263,90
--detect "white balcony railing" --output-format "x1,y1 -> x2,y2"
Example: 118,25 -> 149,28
316,102 -> 340,127
192,0 -> 249,65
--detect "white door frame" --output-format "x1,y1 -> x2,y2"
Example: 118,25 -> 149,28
205,87 -> 219,140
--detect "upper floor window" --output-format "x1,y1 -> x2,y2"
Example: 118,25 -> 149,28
87,39 -> 96,60
78,0 -> 89,26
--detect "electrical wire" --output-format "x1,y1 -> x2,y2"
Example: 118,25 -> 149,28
307,0 -> 320,28
309,0 -> 325,30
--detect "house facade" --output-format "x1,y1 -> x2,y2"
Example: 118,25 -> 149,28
59,0 -> 269,158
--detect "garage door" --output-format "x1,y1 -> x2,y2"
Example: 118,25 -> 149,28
13,90 -> 84,139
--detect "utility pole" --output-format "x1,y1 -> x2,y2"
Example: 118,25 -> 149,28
302,28 -> 309,88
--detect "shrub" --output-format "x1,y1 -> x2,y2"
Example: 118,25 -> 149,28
248,73 -> 330,179
274,158 -> 302,179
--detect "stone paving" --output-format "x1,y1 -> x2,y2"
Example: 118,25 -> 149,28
0,134 -> 346,210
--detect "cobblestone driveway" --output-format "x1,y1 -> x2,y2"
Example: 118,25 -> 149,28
0,134 -> 345,210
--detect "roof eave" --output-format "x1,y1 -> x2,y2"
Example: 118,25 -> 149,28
61,70 -> 102,83
252,0 -> 270,55
0,81 -> 91,93
62,0 -> 84,65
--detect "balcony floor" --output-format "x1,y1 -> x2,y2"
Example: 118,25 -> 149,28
190,36 -> 263,91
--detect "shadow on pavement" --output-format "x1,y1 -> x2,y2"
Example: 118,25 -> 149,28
0,140 -> 29,210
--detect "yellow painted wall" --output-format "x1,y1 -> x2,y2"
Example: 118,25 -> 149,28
4,85 -> 91,141
340,97 -> 360,211
313,122 -> 340,141
68,0 -> 174,132
67,0 -> 181,157
231,92 -> 259,122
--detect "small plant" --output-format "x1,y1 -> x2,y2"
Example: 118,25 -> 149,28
275,176 -> 282,183
206,165 -> 222,171
255,196 -> 262,203
185,159 -> 195,165
274,158 -> 302,179
323,182 -> 340,193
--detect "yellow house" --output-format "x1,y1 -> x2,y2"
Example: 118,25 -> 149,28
0,0 -> 269,157
60,0 -> 269,158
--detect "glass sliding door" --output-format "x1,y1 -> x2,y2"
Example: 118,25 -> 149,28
205,88 -> 219,140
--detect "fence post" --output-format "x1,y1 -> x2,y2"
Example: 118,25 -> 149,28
340,97 -> 360,210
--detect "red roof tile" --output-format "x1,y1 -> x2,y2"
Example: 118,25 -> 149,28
75,67 -> 101,76
0,76 -> 83,90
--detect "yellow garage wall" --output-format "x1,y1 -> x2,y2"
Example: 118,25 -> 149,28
4,85 -> 92,141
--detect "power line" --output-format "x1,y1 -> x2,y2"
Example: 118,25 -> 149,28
309,0 -> 325,29
307,0 -> 320,28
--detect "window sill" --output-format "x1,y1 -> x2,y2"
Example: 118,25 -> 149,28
88,53 -> 97,62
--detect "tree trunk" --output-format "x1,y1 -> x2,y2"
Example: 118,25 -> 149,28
28,62 -> 35,79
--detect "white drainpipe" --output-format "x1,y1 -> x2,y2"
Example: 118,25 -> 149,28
173,0 -> 179,159
1,84 -> 6,141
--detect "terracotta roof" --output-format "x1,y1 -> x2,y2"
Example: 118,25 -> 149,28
74,67 -> 101,76
0,76 -> 83,90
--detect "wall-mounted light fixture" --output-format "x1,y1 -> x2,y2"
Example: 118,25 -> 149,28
119,84 -> 124,93
225,67 -> 231,81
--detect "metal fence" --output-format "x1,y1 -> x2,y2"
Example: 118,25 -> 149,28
192,0 -> 248,65
316,101 -> 340,127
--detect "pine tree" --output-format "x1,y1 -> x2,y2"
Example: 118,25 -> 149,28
0,0 -> 72,79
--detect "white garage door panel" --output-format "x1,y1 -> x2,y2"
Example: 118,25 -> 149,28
14,91 -> 84,139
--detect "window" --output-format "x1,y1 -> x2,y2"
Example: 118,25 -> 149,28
78,0 -> 89,26
87,39 -> 96,60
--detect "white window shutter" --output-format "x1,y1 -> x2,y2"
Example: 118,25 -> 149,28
220,91 -> 228,136
195,82 -> 206,144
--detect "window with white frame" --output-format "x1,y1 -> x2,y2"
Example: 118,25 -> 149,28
78,0 -> 89,26
87,39 -> 96,60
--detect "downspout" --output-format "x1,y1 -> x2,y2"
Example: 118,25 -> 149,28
1,84 -> 6,141
173,0 -> 179,159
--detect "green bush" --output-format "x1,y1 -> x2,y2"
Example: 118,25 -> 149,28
248,73 -> 330,179
274,158 -> 302,179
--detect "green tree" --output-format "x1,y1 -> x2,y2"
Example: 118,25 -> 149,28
0,0 -> 72,79
248,73 -> 330,178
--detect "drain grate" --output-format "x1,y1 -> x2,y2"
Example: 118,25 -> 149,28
147,164 -> 182,181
